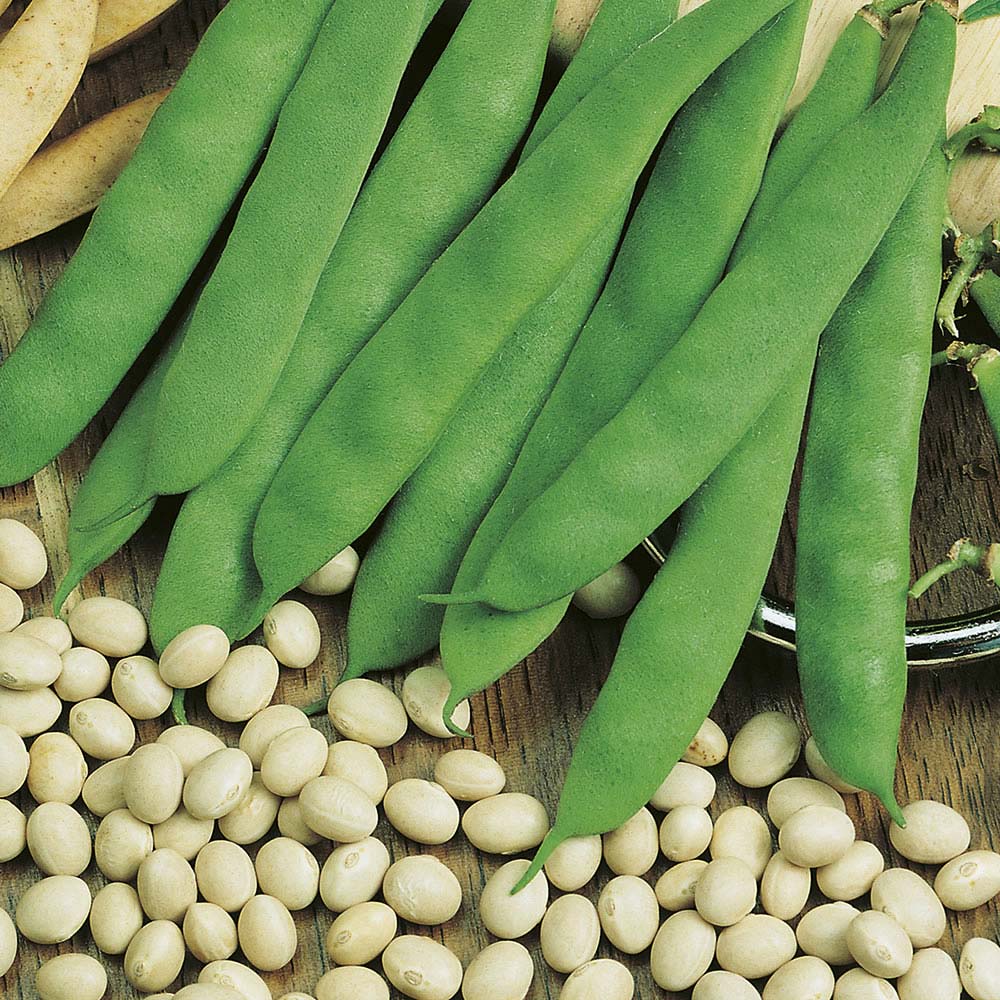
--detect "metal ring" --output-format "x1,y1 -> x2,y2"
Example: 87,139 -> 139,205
641,535 -> 1000,667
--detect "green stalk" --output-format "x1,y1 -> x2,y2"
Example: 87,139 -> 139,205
910,538 -> 1000,597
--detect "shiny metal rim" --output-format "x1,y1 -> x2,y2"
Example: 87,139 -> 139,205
641,535 -> 1000,667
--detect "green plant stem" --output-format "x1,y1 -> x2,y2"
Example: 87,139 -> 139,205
171,688 -> 188,726
910,538 -> 1000,597
943,105 -> 1000,162
937,225 -> 1000,335
300,696 -> 328,717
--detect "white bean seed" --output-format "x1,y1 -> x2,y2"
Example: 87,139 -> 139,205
183,747 -> 253,820
199,960 -> 272,1000
0,910 -> 13,978
153,805 -> 215,860
561,959 -> 634,1000
649,761 -> 716,811
316,966 -> 389,1000
14,616 -> 72,653
543,834 -> 603,892
767,776 -> 845,827
67,597 -> 147,657
260,724 -> 328,797
0,583 -> 22,633
655,858 -> 707,911
461,940 -> 533,1000
320,837 -> 390,912
159,723 -> 226,775
254,836 -> 320,910
196,841 -> 257,912
934,850 -> 1000,910
710,805 -> 772,879
797,901 -> 861,966
0,518 -> 47,589
69,697 -> 136,759
598,874 -> 659,953
36,953 -> 107,1000
383,854 -> 462,926
889,800 -> 971,865
277,795 -> 323,846
90,881 -> 144,955
695,857 -> 757,926
897,947 -> 961,1000
327,678 -> 408,746
325,900 -> 397,965
0,799 -> 27,861
137,847 -> 197,922
760,852 -> 811,921
602,806 -> 659,874
401,665 -> 470,738
763,955 -> 835,1000
0,685 -> 61,736
16,875 -> 92,944
779,805 -> 855,867
125,743 -> 184,824
961,938 -> 1000,1000
217,771 -> 281,844
728,711 -> 801,787
650,910 -> 716,992
325,740 -> 389,803
571,561 -> 641,618
717,914 -> 798,980
463,792 -> 549,856
300,774 -> 378,842
27,731 -> 87,803
263,600 -> 321,669
817,841 -> 885,902
26,801 -> 91,875
433,749 -> 505,803
54,646 -> 111,701
870,868 -> 946,948
183,902 -> 238,963
0,632 -> 62,690
833,968 -> 899,1000
124,920 -> 185,992
237,894 -> 297,971
693,971 -> 761,1000
480,859 -> 547,939
384,778 -> 459,844
382,935 -> 463,1000
206,645 -> 278,722
95,808 -> 153,881
239,704 -> 311,766
158,624 -> 230,688
0,721 -> 28,795
300,546 -> 359,595
682,717 -> 729,766
82,757 -> 130,816
540,893 -> 600,973
112,655 -> 173,719
846,910 -> 913,979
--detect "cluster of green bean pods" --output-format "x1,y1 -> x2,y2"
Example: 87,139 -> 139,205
432,0 -> 812,719
250,0 -> 803,602
518,0 -> 958,887
342,0 -> 683,679
146,0 -> 558,652
0,0 -> 336,488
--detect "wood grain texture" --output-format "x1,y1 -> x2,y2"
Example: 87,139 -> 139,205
1,1 -> 1000,998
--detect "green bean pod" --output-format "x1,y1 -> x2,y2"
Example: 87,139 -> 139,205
457,1 -> 956,615
252,0 -> 803,602
131,0 -> 438,506
147,0 -> 558,652
519,3 -> 949,886
341,0 -> 685,678
435,0 -> 812,719
0,0 -> 336,488
972,268 -> 1000,330
797,144 -> 948,821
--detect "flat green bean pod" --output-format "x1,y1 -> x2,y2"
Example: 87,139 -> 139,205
435,0 -> 812,720
131,0 -> 439,507
342,0 -> 684,678
797,144 -> 948,822
148,0 -> 557,652
252,0 -> 803,602
0,0 -> 336,488
455,1 -> 956,615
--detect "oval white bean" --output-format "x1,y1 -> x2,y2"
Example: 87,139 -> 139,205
433,748 -> 505,802
539,893 -> 600,973
69,697 -> 136,759
196,840 -> 258,912
67,597 -> 147,657
650,910 -> 716,992
16,875 -> 92,944
183,902 -> 238,963
316,966 -> 389,1000
277,795 -> 323,847
805,737 -> 862,793
206,645 -> 278,722
326,901 -> 397,966
728,711 -> 801,787
463,792 -> 549,856
217,771 -> 281,845
125,743 -> 184,824
897,947 -> 961,1000
94,808 -> 153,881
779,805 -> 855,868
238,894 -> 297,971
199,960 -> 272,1000
833,968 -> 899,1000
54,646 -> 111,701
158,624 -> 230,688
159,723 -> 226,775
871,868 -> 946,948
0,799 -> 26,862
325,740 -> 389,804
763,955 -> 835,1000
15,617 -> 71,653
767,776 -> 845,827
760,852 -> 811,921
480,859 -> 547,939
26,801 -> 91,875
846,910 -> 913,979
82,757 -> 129,816
598,874 -> 659,953
0,518 -> 47,589
0,909 -> 16,977
571,561 -> 641,618
649,761 -> 716,811
327,678 -> 408,747
383,854 -> 462,926
255,837 -> 319,911
602,806 -> 659,874
299,545 -> 359,595
961,938 -> 1000,1000
0,686 -> 61,736
153,805 -> 215,860
693,971 -> 762,1000
717,915 -> 798,980
300,774 -> 378,842
890,800 -> 971,865
90,881 -> 144,955
382,935 -> 463,1000
461,940 -> 533,1000
384,778 -> 459,845
0,633 -> 62,690
263,600 -> 321,669
561,959 -> 634,1000
183,747 -> 253,820
260,724 -> 328,797
0,722 -> 28,795
817,841 -> 885,902
137,848 -> 198,922
36,953 -> 107,1000
695,857 -> 757,927
27,731 -> 87,804
544,834 -> 603,892
401,665 -> 471,738
0,583 -> 22,633
655,858 -> 707,912
320,837 -> 390,912
112,655 -> 173,719
710,805 -> 773,879
797,902 -> 861,966
124,920 -> 185,992
934,850 -> 1000,911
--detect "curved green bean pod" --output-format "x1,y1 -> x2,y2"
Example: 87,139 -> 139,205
147,0 -> 557,652
341,0 -> 683,678
797,145 -> 948,823
434,0 -> 812,720
131,0 -> 437,506
454,1 -> 956,615
519,2 -> 953,886
253,0 -> 802,602
0,0 -> 336,488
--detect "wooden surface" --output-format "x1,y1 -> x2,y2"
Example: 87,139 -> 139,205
2,1 -> 1000,998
